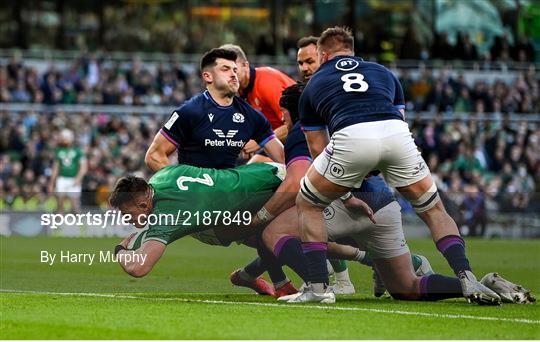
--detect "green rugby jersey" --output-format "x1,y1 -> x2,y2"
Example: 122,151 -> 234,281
55,147 -> 84,177
139,162 -> 284,246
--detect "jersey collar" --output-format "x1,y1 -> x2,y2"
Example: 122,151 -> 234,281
321,55 -> 364,68
240,66 -> 256,100
203,90 -> 234,109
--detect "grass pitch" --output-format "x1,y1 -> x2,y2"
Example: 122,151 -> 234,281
1,236 -> 539,339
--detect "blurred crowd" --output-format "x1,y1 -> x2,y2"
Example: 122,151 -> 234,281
412,116 -> 538,235
1,56 -> 539,114
0,57 -> 538,237
400,66 -> 540,114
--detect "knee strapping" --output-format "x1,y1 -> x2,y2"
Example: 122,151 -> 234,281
410,182 -> 440,213
300,176 -> 332,208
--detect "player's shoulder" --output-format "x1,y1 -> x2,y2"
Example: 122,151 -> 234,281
255,66 -> 295,84
172,92 -> 206,117
357,60 -> 390,72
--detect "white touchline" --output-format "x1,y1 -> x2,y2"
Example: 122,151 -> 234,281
1,289 -> 538,325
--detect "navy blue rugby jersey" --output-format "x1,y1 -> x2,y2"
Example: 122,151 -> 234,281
351,175 -> 396,214
299,55 -> 405,135
160,90 -> 275,169
284,122 -> 312,167
284,121 -> 395,213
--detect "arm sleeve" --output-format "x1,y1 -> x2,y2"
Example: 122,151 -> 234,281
251,109 -> 276,146
284,126 -> 312,167
391,73 -> 405,110
299,88 -> 326,131
159,108 -> 191,147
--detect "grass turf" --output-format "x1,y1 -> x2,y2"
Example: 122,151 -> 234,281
1,236 -> 539,339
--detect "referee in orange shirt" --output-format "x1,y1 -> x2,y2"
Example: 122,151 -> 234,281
221,44 -> 295,160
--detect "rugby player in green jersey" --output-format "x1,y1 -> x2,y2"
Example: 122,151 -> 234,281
109,162 -> 284,277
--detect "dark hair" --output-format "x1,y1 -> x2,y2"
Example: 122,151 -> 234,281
279,82 -> 305,124
109,175 -> 150,208
318,26 -> 354,53
297,36 -> 319,49
200,48 -> 238,71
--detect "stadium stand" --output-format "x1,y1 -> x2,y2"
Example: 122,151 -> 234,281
0,52 -> 538,237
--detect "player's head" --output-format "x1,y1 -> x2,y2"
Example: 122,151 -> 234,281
317,26 -> 354,64
109,176 -> 153,229
219,44 -> 250,90
200,48 -> 239,97
279,82 -> 304,130
297,36 -> 320,81
59,128 -> 74,147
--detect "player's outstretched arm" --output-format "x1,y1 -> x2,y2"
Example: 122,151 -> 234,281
262,138 -> 285,164
253,159 -> 310,226
145,132 -> 177,172
304,129 -> 329,159
117,240 -> 166,278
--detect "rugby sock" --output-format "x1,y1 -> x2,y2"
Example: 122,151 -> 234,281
255,236 -> 288,285
273,236 -> 309,282
302,242 -> 329,288
436,235 -> 472,275
329,259 -> 348,273
352,249 -> 373,266
419,274 -> 463,301
243,257 -> 266,279
238,269 -> 256,282
335,269 -> 351,283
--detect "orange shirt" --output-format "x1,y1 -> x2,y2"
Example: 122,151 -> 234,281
242,66 -> 295,130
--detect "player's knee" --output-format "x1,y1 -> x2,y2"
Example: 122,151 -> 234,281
298,176 -> 332,209
410,182 -> 440,214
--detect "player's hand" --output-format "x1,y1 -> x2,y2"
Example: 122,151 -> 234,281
119,233 -> 137,248
343,197 -> 376,224
242,140 -> 261,154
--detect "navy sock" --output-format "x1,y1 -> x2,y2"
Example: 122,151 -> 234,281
243,257 -> 266,279
302,242 -> 329,285
436,235 -> 471,275
255,238 -> 287,284
419,274 -> 463,301
273,236 -> 309,282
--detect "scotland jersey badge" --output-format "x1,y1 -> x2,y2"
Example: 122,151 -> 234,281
232,113 -> 245,123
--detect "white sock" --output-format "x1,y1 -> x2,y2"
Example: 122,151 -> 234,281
311,282 -> 326,293
335,269 -> 351,283
352,249 -> 368,264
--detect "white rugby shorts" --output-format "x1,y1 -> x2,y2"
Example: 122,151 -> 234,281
313,120 -> 429,188
325,200 -> 409,259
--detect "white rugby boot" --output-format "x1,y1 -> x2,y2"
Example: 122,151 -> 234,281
480,272 -> 536,304
459,270 -> 501,305
287,283 -> 336,304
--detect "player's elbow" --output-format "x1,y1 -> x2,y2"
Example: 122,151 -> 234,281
126,264 -> 151,278
144,149 -> 161,172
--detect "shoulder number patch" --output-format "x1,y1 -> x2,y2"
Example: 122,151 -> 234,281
164,112 -> 179,130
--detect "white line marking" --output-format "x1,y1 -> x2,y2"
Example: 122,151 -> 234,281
1,289 -> 538,325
